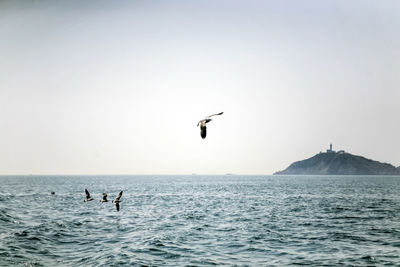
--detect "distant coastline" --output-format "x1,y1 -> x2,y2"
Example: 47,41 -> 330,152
275,144 -> 400,175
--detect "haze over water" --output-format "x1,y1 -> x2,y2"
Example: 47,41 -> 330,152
1,1 -> 400,175
1,175 -> 399,266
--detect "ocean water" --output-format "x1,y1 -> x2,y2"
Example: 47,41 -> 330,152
0,175 -> 399,266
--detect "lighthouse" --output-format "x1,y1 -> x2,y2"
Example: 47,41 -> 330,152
327,143 -> 334,153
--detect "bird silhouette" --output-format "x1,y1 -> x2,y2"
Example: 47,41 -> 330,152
100,193 -> 108,202
197,112 -> 223,139
112,191 -> 123,211
84,189 -> 94,202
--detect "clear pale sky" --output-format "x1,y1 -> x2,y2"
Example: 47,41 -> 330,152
1,0 -> 399,175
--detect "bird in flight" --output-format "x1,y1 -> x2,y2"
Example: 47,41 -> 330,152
100,193 -> 108,202
112,191 -> 123,211
84,189 -> 94,202
197,112 -> 224,139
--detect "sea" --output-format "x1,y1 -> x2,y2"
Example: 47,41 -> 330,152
0,175 -> 399,266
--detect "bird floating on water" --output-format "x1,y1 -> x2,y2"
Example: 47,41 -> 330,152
100,193 -> 108,202
197,112 -> 224,139
84,189 -> 94,202
112,191 -> 123,211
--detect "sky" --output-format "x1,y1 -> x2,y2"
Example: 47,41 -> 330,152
0,0 -> 399,175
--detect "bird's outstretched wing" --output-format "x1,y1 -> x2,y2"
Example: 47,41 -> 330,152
205,112 -> 223,119
198,112 -> 223,126
115,191 -> 123,202
115,202 -> 120,212
85,189 -> 91,199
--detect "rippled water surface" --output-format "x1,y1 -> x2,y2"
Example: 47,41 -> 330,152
1,175 -> 400,266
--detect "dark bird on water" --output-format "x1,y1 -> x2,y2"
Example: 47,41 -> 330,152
100,193 -> 108,202
197,112 -> 223,139
84,189 -> 94,202
112,191 -> 123,211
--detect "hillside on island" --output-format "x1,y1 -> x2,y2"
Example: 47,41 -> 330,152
274,145 -> 400,175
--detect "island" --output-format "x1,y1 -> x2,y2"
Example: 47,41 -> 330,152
274,144 -> 400,175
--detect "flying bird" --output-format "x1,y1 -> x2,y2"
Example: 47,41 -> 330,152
100,193 -> 108,202
112,191 -> 123,211
84,189 -> 94,202
197,112 -> 224,139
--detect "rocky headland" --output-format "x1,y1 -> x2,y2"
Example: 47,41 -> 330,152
275,147 -> 400,175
